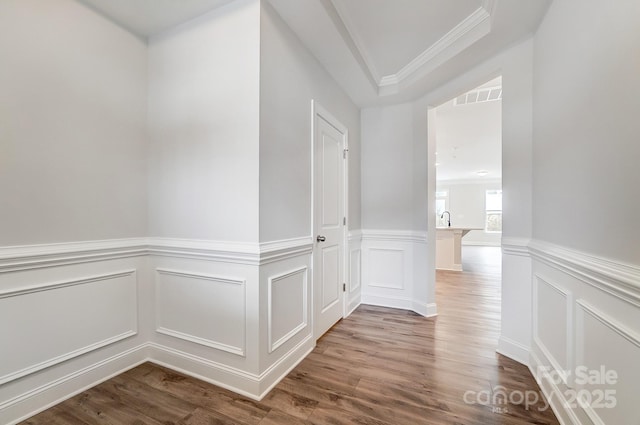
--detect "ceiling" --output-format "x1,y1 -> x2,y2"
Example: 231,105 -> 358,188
435,77 -> 502,183
78,0 -> 237,37
77,0 -> 552,106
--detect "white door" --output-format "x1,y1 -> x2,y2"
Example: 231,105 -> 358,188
313,106 -> 346,339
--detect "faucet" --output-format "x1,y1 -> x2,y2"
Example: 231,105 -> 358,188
441,211 -> 451,227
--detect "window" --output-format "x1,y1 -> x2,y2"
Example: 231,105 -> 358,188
485,190 -> 502,232
435,191 -> 448,226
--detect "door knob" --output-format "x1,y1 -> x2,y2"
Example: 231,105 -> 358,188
316,235 -> 326,242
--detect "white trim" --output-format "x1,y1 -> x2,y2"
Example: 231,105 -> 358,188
0,344 -> 149,425
267,266 -> 309,353
346,298 -> 361,317
438,177 -> 502,185
155,268 -> 245,286
0,237 -> 315,271
0,269 -> 136,298
259,237 -> 313,264
501,237 -> 530,257
360,229 -> 428,244
0,269 -> 138,385
574,301 -> 632,425
529,239 -> 640,306
361,294 -> 413,311
155,328 -> 245,357
349,248 -> 361,292
348,229 -> 362,242
368,247 -> 405,290
329,0 -> 382,84
529,350 -> 581,425
0,331 -> 137,386
155,268 -> 246,357
387,7 -> 491,88
147,333 -> 314,401
0,238 -> 148,272
532,274 -> 573,386
497,336 -> 530,366
577,300 -> 640,350
148,238 -> 259,264
412,301 -> 438,318
461,240 -> 501,247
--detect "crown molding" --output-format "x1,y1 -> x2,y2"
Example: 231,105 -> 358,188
326,0 -> 382,85
328,1 -> 497,97
380,5 -> 492,94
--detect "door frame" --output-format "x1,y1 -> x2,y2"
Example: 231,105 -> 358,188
310,100 -> 349,339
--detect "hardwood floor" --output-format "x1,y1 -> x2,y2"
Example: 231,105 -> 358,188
23,246 -> 559,424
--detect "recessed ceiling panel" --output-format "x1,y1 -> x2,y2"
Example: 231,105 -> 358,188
332,0 -> 481,78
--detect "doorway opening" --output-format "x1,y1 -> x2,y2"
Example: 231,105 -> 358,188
433,76 -> 502,274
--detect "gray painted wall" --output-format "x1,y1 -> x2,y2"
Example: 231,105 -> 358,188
0,0 -> 148,245
533,0 -> 640,264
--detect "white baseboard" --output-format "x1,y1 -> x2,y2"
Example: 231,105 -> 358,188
362,294 -> 413,311
529,351 -> 580,425
347,298 -> 361,317
254,335 -> 315,399
1,344 -> 149,425
362,294 -> 437,317
462,241 -> 501,247
436,265 -> 463,271
147,335 -> 314,401
496,336 -> 530,365
412,301 -> 437,317
1,334 -> 316,425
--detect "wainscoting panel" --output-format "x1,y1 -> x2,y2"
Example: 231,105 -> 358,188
360,230 -> 428,315
533,274 -> 571,382
155,268 -> 246,356
0,240 -> 148,425
499,238 -> 533,365
369,248 -> 404,289
267,266 -> 308,353
529,240 -> 640,425
258,248 -> 313,397
575,301 -> 640,425
349,248 -> 361,293
0,270 -> 138,385
347,231 -> 362,315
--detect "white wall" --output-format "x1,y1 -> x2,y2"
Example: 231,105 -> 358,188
529,0 -> 640,423
257,0 -> 361,372
0,1 -> 150,423
436,181 -> 502,246
258,1 -> 361,242
360,103 -> 432,316
147,0 -> 261,242
361,103 -> 415,230
533,0 -> 640,264
0,0 -> 148,246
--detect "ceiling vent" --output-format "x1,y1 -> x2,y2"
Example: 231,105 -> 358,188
454,86 -> 502,106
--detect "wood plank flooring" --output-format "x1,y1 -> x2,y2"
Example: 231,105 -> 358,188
22,246 -> 559,424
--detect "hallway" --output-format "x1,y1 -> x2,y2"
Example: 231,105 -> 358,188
22,246 -> 558,424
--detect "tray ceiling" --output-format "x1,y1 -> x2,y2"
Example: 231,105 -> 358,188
76,0 -> 552,106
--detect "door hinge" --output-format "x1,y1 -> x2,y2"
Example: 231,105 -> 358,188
343,283 -> 346,292
343,148 -> 349,159
343,217 -> 346,226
